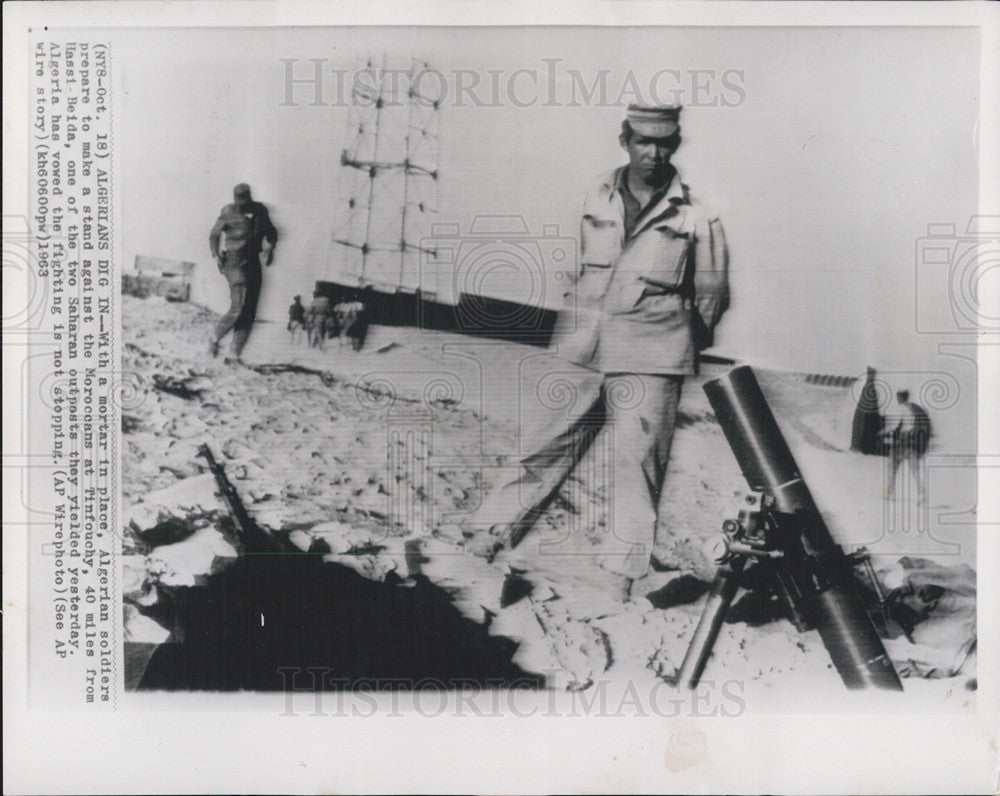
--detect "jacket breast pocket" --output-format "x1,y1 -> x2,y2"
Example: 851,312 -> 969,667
581,215 -> 621,266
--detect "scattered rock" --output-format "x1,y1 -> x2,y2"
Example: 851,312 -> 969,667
250,504 -> 296,530
287,529 -> 314,552
650,537 -> 718,582
138,473 -> 222,518
323,552 -> 398,582
135,517 -> 203,549
158,449 -> 205,479
533,601 -> 611,689
221,438 -> 255,461
123,604 -> 172,644
145,525 -> 238,587
122,555 -> 157,604
152,372 -> 212,400
307,520 -> 389,556
648,647 -> 678,680
166,416 -> 210,440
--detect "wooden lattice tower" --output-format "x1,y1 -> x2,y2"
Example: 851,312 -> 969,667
327,55 -> 441,297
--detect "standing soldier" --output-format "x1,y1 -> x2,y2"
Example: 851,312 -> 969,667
306,290 -> 332,349
454,104 -> 730,599
882,389 -> 932,500
209,183 -> 278,364
288,294 -> 306,345
334,295 -> 369,351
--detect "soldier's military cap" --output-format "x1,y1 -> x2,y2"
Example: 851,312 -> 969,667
626,104 -> 681,137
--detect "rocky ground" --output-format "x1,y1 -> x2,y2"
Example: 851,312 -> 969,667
121,294 -> 977,702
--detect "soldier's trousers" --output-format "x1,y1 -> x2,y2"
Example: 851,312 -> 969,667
465,368 -> 684,580
214,252 -> 262,357
887,446 -> 926,497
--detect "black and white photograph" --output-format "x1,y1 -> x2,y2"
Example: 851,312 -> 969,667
4,2 -> 998,793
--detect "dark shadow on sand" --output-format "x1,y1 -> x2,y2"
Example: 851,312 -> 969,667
136,553 -> 544,691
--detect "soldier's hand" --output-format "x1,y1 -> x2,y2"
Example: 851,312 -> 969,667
264,249 -> 275,266
213,253 -> 224,270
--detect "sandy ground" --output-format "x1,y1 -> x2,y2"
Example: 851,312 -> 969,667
121,294 -> 977,704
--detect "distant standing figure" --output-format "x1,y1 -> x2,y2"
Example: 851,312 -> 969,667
330,301 -> 349,348
851,366 -> 884,455
881,390 -> 931,498
333,299 -> 368,351
306,291 -> 332,349
345,300 -> 368,351
288,295 -> 306,345
209,183 -> 278,364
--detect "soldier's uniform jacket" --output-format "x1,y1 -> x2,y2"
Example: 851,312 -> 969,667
334,301 -> 365,333
210,200 -> 278,256
210,200 -> 278,286
552,166 -> 729,375
885,401 -> 932,456
309,295 -> 331,318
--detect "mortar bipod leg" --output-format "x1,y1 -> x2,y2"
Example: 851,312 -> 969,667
676,558 -> 746,690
